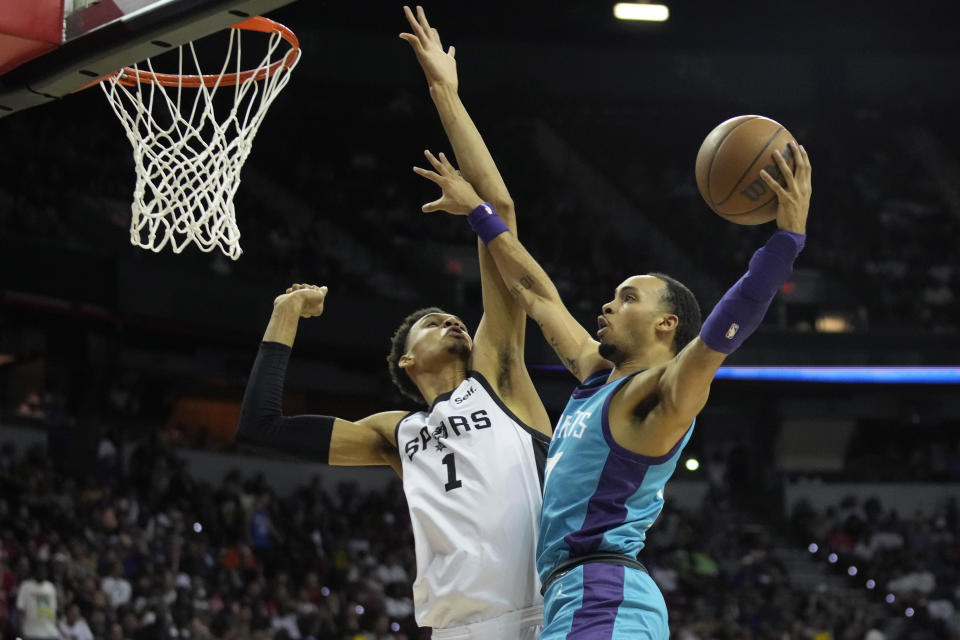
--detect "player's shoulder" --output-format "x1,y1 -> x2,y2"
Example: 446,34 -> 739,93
361,409 -> 416,425
358,410 -> 418,441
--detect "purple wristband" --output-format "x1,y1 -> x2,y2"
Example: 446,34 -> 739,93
700,229 -> 805,354
467,202 -> 509,245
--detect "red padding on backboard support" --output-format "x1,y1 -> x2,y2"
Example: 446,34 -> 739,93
0,0 -> 65,75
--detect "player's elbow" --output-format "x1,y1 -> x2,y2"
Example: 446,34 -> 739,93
526,287 -> 562,325
489,197 -> 515,215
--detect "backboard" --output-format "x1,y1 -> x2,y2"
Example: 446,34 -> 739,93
0,0 -> 297,117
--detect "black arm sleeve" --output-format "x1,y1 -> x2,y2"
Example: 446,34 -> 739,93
235,341 -> 333,462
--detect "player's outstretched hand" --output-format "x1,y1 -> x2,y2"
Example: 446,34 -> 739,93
273,284 -> 328,318
760,141 -> 812,235
413,150 -> 484,215
399,5 -> 457,91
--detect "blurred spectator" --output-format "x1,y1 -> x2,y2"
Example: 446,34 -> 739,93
59,603 -> 94,640
101,562 -> 132,609
16,561 -> 59,640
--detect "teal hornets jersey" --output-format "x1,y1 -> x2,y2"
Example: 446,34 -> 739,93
536,369 -> 695,581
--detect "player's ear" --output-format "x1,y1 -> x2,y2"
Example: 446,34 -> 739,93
398,354 -> 414,370
657,314 -> 679,333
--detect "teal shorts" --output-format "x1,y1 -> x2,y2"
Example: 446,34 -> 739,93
539,562 -> 668,639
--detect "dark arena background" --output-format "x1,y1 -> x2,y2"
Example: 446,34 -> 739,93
1,1 -> 959,639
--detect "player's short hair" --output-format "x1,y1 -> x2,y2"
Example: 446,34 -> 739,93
386,306 -> 447,404
648,273 -> 702,355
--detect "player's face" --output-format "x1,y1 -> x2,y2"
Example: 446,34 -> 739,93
597,276 -> 670,361
405,312 -> 472,366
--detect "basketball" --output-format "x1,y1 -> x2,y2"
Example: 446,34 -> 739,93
695,115 -> 797,225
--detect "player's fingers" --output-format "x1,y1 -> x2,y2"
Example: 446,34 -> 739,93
798,144 -> 812,181
423,149 -> 445,172
759,169 -> 787,199
789,140 -> 802,173
398,33 -> 426,60
412,166 -> 443,185
448,45 -> 456,59
403,6 -> 426,40
422,198 -> 444,213
430,28 -> 443,47
437,152 -> 457,173
773,149 -> 796,191
401,6 -> 416,31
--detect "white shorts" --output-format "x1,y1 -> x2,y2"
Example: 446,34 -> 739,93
431,605 -> 544,640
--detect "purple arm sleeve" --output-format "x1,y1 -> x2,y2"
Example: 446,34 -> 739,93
467,202 -> 509,245
699,230 -> 806,354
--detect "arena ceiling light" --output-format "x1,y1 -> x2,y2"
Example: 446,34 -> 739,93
613,2 -> 670,22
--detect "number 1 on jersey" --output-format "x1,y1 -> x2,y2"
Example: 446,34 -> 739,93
441,453 -> 462,491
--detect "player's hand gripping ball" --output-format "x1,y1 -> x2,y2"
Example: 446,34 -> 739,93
695,115 -> 798,225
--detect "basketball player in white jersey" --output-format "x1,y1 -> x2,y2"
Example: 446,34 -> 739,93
235,7 -> 549,638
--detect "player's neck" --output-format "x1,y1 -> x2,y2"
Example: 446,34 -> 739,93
413,362 -> 469,406
607,344 -> 673,382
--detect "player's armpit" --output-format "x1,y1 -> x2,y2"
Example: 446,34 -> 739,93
472,239 -> 553,436
472,240 -> 525,385
608,339 -> 724,456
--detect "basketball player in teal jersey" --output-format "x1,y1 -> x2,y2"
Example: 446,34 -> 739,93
235,8 -> 552,638
413,143 -> 812,637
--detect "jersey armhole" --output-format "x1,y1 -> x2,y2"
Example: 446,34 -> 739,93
393,410 -> 420,448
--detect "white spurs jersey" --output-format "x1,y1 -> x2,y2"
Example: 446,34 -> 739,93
395,370 -> 550,629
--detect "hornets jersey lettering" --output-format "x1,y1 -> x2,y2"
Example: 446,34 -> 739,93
395,371 -> 550,629
537,369 -> 694,581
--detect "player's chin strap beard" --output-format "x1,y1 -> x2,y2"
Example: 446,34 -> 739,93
446,342 -> 471,358
598,341 -> 624,364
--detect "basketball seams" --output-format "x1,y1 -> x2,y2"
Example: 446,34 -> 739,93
713,125 -> 783,207
705,115 -> 759,208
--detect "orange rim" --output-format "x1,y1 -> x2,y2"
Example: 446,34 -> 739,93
110,16 -> 299,88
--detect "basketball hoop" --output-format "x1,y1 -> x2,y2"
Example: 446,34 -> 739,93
100,17 -> 301,260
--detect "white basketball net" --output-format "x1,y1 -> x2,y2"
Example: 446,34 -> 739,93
100,24 -> 300,259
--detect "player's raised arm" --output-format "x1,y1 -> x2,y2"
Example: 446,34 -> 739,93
413,151 -> 609,382
641,143 -> 812,438
235,284 -> 404,475
400,6 -> 512,221
401,6 -> 548,431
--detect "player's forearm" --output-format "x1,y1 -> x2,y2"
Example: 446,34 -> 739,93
429,84 -> 515,227
700,230 -> 805,354
262,302 -> 302,346
486,231 -> 561,319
